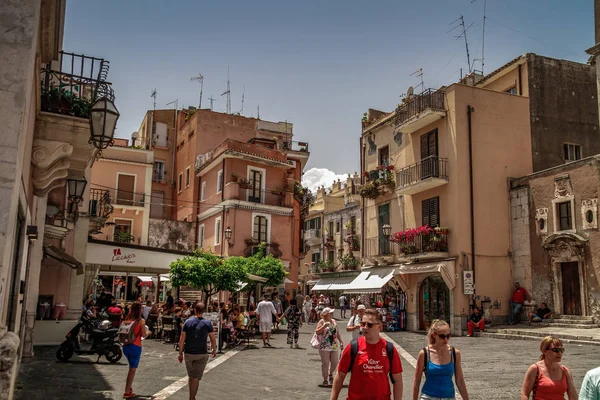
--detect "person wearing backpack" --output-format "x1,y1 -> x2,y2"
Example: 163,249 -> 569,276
119,301 -> 148,399
331,308 -> 403,400
412,319 -> 469,400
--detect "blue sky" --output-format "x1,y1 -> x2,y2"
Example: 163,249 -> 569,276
64,0 -> 594,183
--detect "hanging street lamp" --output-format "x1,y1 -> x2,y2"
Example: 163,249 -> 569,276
89,97 -> 120,150
225,226 -> 233,242
382,224 -> 392,239
66,176 -> 87,204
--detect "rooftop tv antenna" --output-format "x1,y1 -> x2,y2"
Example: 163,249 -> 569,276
190,73 -> 204,109
240,85 -> 245,115
208,95 -> 217,111
409,68 -> 425,93
448,16 -> 474,73
150,89 -> 157,148
221,67 -> 231,114
151,89 -> 157,110
471,0 -> 487,75
257,105 -> 260,119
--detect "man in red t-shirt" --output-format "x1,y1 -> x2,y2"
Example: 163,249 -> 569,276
508,282 -> 530,325
330,308 -> 403,400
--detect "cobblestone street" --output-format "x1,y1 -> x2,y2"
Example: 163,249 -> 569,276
15,315 -> 600,399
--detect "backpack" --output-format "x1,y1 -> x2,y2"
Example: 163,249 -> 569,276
118,319 -> 139,345
347,338 -> 397,384
422,346 -> 456,377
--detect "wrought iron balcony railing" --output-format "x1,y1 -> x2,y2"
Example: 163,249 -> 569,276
395,89 -> 445,127
304,229 -> 321,240
88,189 -> 113,219
282,141 -> 309,153
40,51 -> 113,119
396,157 -> 448,187
395,231 -> 449,256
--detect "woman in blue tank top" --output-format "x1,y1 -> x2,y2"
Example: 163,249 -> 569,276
412,319 -> 470,400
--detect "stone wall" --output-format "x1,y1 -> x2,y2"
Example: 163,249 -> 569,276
148,219 -> 196,252
510,187 -> 533,292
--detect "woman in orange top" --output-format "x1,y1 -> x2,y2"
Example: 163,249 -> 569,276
521,336 -> 577,400
122,302 -> 148,399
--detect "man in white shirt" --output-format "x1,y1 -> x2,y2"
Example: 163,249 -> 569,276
580,366 -> 600,400
142,300 -> 153,320
256,293 -> 280,347
338,295 -> 348,318
346,304 -> 365,340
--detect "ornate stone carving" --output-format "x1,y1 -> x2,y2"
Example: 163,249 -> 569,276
554,175 -> 573,198
543,232 -> 588,262
582,199 -> 598,230
535,208 -> 548,235
31,139 -> 73,196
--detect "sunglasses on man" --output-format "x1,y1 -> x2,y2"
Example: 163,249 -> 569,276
546,347 -> 565,353
360,321 -> 380,328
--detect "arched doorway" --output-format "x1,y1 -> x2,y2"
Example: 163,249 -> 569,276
419,276 -> 450,330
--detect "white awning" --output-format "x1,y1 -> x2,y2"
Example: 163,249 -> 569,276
284,277 -> 294,284
237,282 -> 248,291
343,267 -> 397,294
306,280 -> 318,286
311,277 -> 338,291
247,273 -> 268,282
328,275 -> 359,291
396,260 -> 456,290
137,275 -> 169,282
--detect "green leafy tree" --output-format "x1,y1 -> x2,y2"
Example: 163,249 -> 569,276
242,246 -> 287,287
169,250 -> 246,302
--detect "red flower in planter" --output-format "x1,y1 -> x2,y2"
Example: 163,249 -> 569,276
386,165 -> 394,171
362,171 -> 368,177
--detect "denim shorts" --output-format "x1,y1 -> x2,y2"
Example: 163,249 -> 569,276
123,344 -> 142,368
420,394 -> 456,400
532,315 -> 542,322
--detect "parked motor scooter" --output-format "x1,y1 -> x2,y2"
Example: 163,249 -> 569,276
56,315 -> 122,363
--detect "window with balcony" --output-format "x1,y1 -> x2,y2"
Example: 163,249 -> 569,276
378,203 -> 390,255
153,160 -> 165,182
253,214 -> 269,243
557,201 -> 573,231
328,250 -> 335,261
378,146 -> 390,167
422,197 -> 440,228
328,221 -> 334,239
248,168 -> 264,203
336,221 -> 341,233
113,219 -> 133,243
564,143 -> 582,162
217,170 -> 223,193
116,174 -> 135,206
420,129 -> 439,179
311,252 -> 321,263
185,167 -> 191,188
215,217 -> 221,245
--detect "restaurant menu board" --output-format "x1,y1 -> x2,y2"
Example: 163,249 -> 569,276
203,312 -> 220,350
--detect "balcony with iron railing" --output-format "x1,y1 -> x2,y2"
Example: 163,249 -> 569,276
40,51 -> 113,119
282,141 -> 309,153
88,188 -> 113,226
395,89 -> 445,134
396,157 -> 449,195
390,227 -> 450,261
100,233 -> 142,246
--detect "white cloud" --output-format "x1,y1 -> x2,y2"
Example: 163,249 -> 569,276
302,168 -> 349,193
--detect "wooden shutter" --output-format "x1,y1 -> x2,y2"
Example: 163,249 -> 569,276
420,129 -> 438,159
117,175 -> 135,205
422,197 -> 440,228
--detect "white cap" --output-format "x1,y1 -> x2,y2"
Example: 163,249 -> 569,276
321,307 -> 333,315
357,304 -> 366,310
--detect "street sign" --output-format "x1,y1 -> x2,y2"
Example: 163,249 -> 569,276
463,271 -> 474,295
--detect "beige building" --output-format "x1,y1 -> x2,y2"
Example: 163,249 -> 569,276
358,53 -> 598,334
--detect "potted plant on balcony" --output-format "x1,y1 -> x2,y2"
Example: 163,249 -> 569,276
340,254 -> 360,271
271,186 -> 283,195
358,181 -> 381,200
231,172 -> 239,182
114,231 -> 134,244
238,178 -> 253,189
317,259 -> 335,273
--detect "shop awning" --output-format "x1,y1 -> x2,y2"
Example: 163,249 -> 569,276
396,260 -> 456,290
306,280 -> 318,286
43,245 -> 83,270
328,275 -> 359,291
310,277 -> 338,291
247,273 -> 268,282
137,275 -> 170,283
237,282 -> 248,291
343,267 -> 397,294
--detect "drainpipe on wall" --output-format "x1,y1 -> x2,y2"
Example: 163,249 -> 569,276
194,175 -> 201,247
467,105 -> 476,307
360,136 -> 365,260
221,206 -> 226,256
221,159 -> 225,203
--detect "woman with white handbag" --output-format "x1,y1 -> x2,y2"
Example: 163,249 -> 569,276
312,307 -> 344,387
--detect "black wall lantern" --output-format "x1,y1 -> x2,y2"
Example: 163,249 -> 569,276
67,176 -> 87,204
225,226 -> 233,242
89,97 -> 120,150
382,224 -> 392,239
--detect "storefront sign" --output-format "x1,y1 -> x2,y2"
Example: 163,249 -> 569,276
463,271 -> 474,295
112,248 -> 136,264
86,241 -> 187,270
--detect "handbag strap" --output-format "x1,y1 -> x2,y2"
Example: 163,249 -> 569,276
531,364 -> 540,400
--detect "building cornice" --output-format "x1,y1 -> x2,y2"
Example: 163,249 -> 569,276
197,199 -> 294,221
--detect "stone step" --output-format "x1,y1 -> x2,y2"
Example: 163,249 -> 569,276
554,315 -> 595,321
545,323 -> 600,329
551,318 -> 597,325
480,332 -> 600,347
487,328 -> 600,341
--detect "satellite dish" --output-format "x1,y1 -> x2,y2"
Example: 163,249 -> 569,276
406,86 -> 414,98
